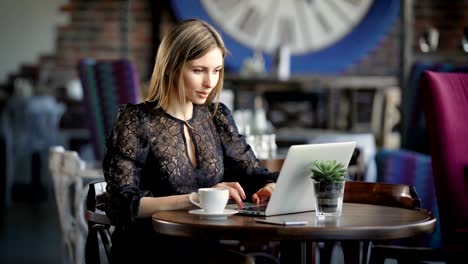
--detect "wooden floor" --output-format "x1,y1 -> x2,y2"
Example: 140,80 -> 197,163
0,197 -> 63,264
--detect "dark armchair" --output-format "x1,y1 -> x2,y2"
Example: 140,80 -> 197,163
421,71 -> 468,249
77,58 -> 141,161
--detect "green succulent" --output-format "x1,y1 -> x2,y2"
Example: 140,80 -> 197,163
310,160 -> 346,183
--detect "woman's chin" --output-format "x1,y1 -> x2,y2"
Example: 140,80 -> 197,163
192,98 -> 208,105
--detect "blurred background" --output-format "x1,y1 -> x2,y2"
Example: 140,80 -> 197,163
0,0 -> 467,263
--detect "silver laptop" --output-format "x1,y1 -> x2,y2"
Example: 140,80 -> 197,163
228,141 -> 357,216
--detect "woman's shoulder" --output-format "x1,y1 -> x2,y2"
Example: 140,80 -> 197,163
116,101 -> 157,116
208,102 -> 232,117
111,103 -> 153,138
113,102 -> 154,125
207,102 -> 237,128
115,103 -> 138,117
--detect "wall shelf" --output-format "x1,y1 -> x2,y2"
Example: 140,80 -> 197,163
224,75 -> 399,148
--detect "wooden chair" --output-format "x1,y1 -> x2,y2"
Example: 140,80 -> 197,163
49,146 -> 104,264
49,146 -> 77,264
343,181 -> 420,210
318,181 -> 422,264
260,158 -> 284,172
85,180 -> 113,264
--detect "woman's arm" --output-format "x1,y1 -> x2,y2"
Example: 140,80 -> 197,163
211,103 -> 279,200
103,104 -> 152,225
137,194 -> 195,218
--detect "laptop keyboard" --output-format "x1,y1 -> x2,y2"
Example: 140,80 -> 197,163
242,205 -> 267,211
227,202 -> 268,214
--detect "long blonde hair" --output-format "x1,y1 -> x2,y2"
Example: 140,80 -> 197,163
145,19 -> 228,113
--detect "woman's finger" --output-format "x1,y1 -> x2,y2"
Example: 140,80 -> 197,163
213,182 -> 245,208
214,182 -> 246,200
224,182 -> 246,200
252,185 -> 275,204
252,193 -> 260,204
229,188 -> 244,208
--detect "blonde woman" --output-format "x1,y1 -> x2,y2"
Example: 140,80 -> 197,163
104,19 -> 278,263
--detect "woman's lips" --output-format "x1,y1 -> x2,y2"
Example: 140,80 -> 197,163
196,91 -> 209,98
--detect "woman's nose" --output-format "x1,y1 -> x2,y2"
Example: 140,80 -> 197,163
203,73 -> 217,88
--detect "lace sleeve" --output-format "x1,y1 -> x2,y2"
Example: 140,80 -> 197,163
103,104 -> 150,225
212,103 -> 278,197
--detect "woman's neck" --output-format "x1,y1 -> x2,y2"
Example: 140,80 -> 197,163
165,101 -> 193,121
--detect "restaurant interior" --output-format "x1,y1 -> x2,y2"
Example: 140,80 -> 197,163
0,0 -> 467,263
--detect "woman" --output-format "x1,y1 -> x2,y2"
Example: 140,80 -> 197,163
103,19 -> 278,262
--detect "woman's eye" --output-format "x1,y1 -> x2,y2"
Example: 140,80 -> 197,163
193,69 -> 203,73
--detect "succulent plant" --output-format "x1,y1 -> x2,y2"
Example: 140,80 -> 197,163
310,160 -> 346,183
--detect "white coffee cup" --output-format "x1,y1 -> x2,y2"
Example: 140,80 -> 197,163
189,188 -> 229,214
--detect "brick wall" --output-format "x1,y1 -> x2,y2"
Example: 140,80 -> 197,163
52,0 -> 153,87
344,22 -> 400,76
41,0 -> 468,91
413,0 -> 468,52
346,0 -> 468,75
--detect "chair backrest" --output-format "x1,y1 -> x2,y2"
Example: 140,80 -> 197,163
86,180 -> 110,226
2,96 -> 65,206
49,146 -> 105,264
48,146 -> 70,234
78,58 -> 141,161
374,148 -> 441,247
49,147 -> 87,264
421,71 -> 468,246
401,62 -> 454,154
343,181 -> 420,210
85,180 -> 112,264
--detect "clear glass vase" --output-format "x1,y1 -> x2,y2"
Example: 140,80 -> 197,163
313,181 -> 345,217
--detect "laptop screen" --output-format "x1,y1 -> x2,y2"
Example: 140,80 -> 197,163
229,142 -> 356,216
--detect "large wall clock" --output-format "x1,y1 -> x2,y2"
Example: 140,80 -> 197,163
170,0 -> 399,74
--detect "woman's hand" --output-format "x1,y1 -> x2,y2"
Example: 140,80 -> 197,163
212,182 -> 246,208
252,183 -> 276,204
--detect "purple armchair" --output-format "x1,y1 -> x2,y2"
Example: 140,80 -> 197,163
369,71 -> 468,263
421,71 -> 468,248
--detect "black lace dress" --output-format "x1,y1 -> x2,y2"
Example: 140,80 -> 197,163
103,101 -> 278,262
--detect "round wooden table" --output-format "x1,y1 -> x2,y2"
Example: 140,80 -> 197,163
152,203 -> 436,263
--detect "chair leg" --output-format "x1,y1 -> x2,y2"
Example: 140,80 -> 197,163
368,245 -> 450,264
341,241 -> 361,264
75,233 -> 86,264
62,238 -> 74,264
98,228 -> 112,262
85,226 -> 100,264
318,242 -> 334,264
362,241 -> 371,264
367,246 -> 386,264
280,241 -> 315,264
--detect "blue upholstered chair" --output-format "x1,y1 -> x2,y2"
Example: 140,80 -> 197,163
1,95 -> 65,206
375,149 -> 441,248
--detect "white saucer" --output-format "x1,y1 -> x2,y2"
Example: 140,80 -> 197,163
188,209 -> 238,219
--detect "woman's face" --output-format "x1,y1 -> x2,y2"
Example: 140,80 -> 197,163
182,47 -> 223,105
